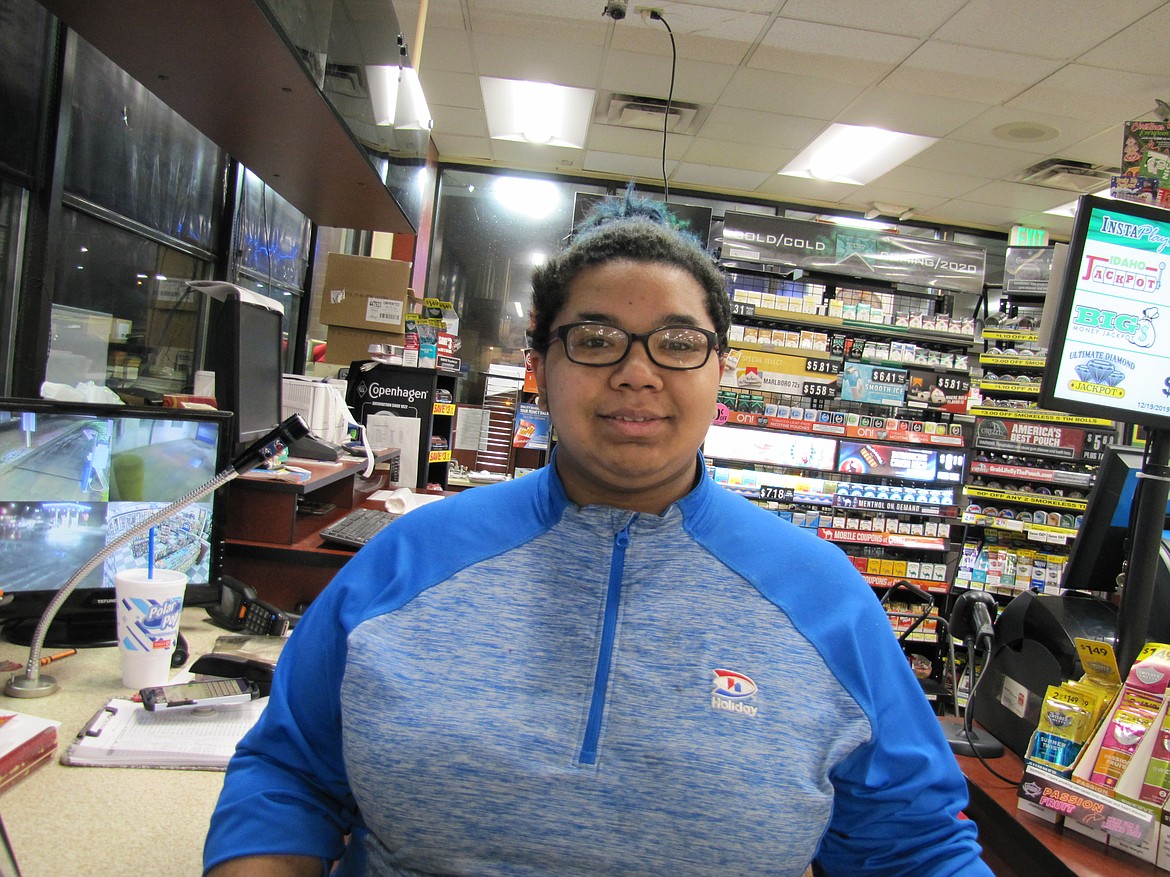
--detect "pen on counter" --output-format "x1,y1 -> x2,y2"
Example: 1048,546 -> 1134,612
39,649 -> 77,666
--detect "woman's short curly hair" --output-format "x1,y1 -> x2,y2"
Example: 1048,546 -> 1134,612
529,189 -> 730,354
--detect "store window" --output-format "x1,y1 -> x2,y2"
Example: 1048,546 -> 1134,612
0,0 -> 51,186
65,38 -> 223,251
233,169 -> 311,372
48,207 -> 211,396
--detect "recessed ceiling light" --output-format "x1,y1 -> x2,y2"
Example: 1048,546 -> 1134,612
779,124 -> 937,186
994,121 -> 1061,143
481,77 -> 594,149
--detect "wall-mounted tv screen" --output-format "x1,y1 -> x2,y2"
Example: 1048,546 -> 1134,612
1039,194 -> 1170,428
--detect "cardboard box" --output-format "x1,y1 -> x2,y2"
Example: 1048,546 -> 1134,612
320,254 -> 411,332
324,325 -> 406,366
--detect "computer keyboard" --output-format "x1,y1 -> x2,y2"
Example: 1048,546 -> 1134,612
318,507 -> 401,549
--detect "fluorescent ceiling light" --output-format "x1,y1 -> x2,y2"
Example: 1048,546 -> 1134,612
367,65 -> 400,126
492,177 -> 561,219
481,77 -> 594,148
1044,188 -> 1112,217
779,124 -> 937,186
365,65 -> 432,130
394,67 -> 433,131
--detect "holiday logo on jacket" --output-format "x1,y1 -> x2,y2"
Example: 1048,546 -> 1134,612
711,669 -> 758,717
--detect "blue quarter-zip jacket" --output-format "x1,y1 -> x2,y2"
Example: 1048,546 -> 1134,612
204,458 -> 991,876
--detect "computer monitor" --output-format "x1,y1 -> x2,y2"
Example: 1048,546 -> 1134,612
202,288 -> 284,457
0,398 -> 233,647
1038,194 -> 1170,430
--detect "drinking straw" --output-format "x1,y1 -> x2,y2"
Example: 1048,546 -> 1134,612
148,527 -> 156,579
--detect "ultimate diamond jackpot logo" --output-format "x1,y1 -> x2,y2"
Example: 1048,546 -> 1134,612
1066,350 -> 1134,398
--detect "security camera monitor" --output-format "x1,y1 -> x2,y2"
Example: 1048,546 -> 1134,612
1038,194 -> 1170,429
0,399 -> 232,648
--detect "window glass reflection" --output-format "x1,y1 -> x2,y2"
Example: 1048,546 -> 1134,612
50,208 -> 211,398
65,38 -> 224,251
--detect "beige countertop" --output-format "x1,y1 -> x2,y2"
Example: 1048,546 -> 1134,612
0,608 -> 233,877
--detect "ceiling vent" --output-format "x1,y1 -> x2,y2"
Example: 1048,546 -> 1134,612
601,93 -> 703,134
1015,158 -> 1119,193
324,62 -> 367,99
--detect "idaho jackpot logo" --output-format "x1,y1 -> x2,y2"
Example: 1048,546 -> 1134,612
711,669 -> 759,717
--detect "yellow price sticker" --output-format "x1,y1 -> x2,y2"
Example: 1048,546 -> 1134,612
1075,637 -> 1121,687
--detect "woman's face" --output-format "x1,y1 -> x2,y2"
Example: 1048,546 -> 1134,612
531,259 -> 725,514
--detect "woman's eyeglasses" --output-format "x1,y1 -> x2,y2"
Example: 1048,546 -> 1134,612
553,322 -> 720,370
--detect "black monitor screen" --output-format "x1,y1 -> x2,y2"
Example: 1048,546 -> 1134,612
0,398 -> 233,647
1062,444 -> 1170,594
204,291 -> 284,454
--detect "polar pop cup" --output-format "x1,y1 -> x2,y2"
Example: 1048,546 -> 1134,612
114,567 -> 187,689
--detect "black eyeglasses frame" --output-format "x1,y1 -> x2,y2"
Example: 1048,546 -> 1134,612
551,322 -> 721,371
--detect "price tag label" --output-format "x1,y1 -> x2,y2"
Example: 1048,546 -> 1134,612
731,301 -> 756,317
802,381 -> 836,399
935,375 -> 969,393
869,368 -> 908,385
758,486 -> 794,502
1075,637 -> 1121,686
805,358 -> 841,375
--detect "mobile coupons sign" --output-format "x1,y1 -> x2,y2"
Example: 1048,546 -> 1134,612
1040,195 -> 1170,429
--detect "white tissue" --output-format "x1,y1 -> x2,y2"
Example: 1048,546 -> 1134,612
40,381 -> 125,404
383,487 -> 446,515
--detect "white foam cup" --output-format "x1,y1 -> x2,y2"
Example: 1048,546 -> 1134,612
114,567 -> 187,689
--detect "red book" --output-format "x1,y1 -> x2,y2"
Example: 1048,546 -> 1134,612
0,711 -> 59,795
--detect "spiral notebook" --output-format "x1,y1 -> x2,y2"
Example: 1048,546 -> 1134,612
63,697 -> 266,771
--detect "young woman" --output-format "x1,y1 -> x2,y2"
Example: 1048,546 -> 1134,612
205,194 -> 991,877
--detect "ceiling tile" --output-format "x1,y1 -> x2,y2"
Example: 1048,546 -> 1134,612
931,0 -> 1160,59
754,17 -> 920,77
695,106 -> 825,150
960,179 -> 1085,212
671,162 -> 772,192
906,138 -> 1047,179
751,173 -> 858,204
1080,4 -> 1170,76
947,106 -> 1111,155
1060,124 -> 1128,168
772,0 -> 968,38
586,123 -> 693,158
837,88 -> 989,137
392,0 -> 1170,235
412,25 -> 474,73
863,164 -> 987,200
431,104 -> 489,138
583,149 -> 679,180
431,132 -> 494,161
881,42 -> 1062,104
420,70 -> 483,110
601,51 -> 738,104
681,136 -> 790,172
924,198 -> 1023,230
1008,64 -> 1170,124
720,68 -> 863,118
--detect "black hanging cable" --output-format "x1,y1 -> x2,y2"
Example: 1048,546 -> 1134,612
649,11 -> 676,204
